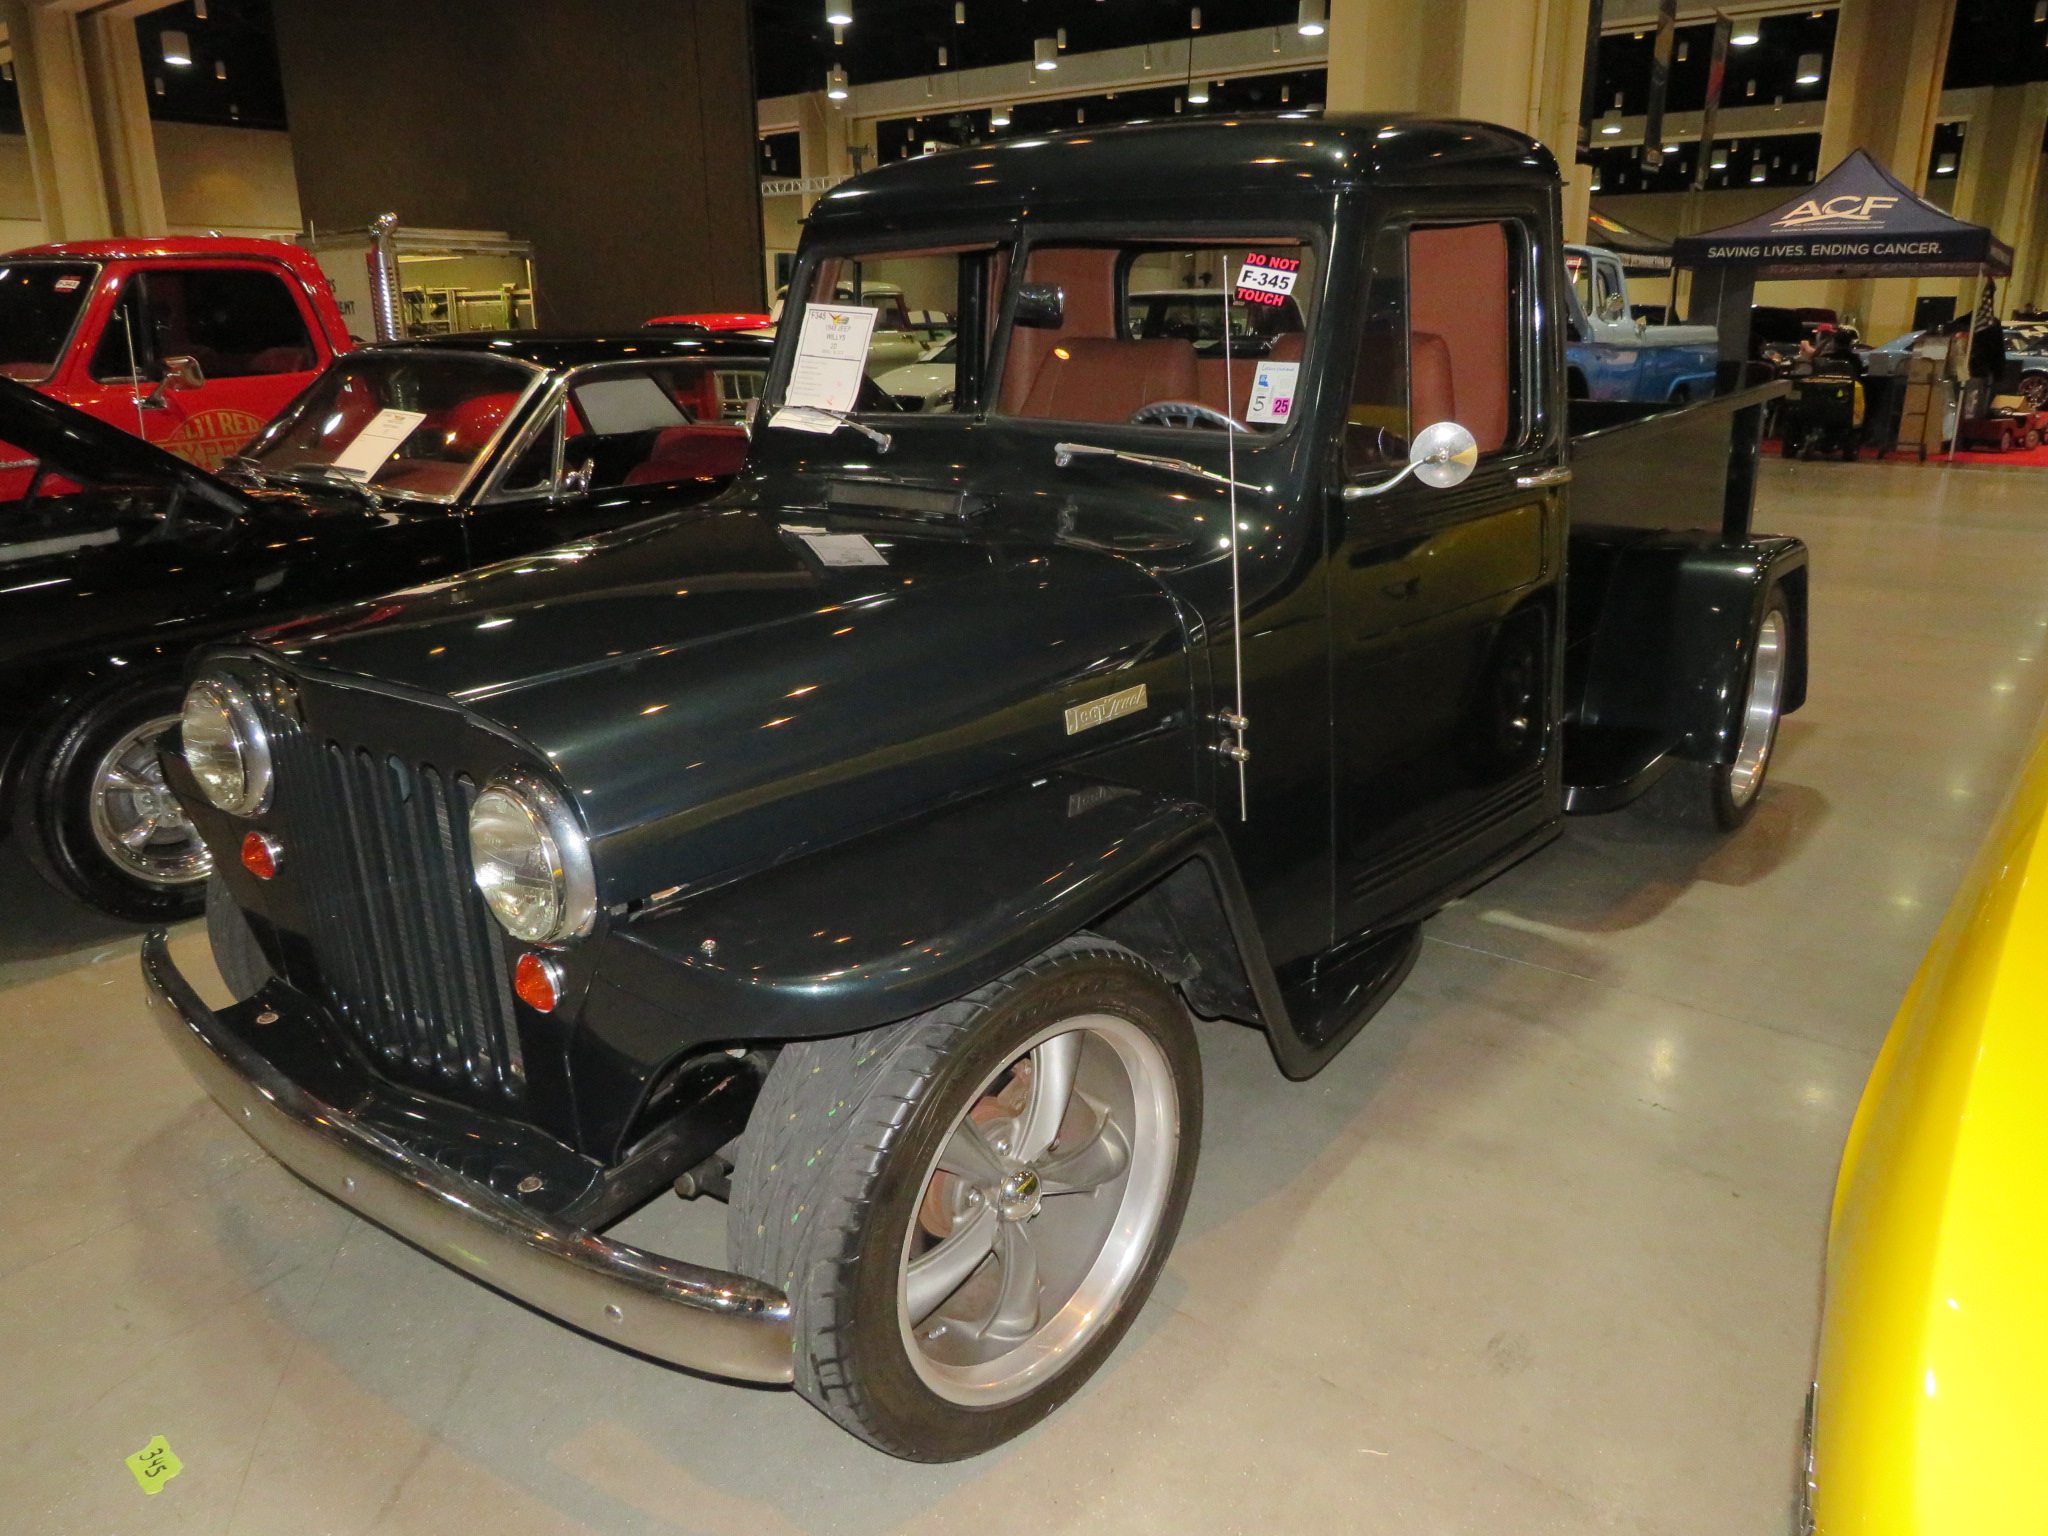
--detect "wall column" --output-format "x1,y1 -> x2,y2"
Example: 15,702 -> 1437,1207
81,8 -> 168,236
1,0 -> 173,242
1817,0 -> 1958,337
1327,0 -> 1594,239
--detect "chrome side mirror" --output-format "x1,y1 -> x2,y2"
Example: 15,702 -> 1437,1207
1343,420 -> 1479,499
562,457 -> 595,495
142,355 -> 206,411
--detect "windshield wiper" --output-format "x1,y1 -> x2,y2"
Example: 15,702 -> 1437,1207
768,405 -> 894,453
1052,441 -> 1266,495
274,463 -> 387,506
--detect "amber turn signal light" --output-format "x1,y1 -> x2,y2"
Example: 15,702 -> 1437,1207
240,831 -> 280,879
514,952 -> 563,1012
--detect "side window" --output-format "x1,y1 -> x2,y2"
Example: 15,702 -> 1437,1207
1408,222 -> 1516,456
1346,219 -> 1523,476
561,365 -> 757,492
90,279 -> 154,384
91,268 -> 316,384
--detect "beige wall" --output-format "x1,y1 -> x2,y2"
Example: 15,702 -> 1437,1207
154,122 -> 301,237
1,123 -> 299,250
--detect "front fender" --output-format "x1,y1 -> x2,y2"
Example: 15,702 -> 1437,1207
575,772 -> 1221,1154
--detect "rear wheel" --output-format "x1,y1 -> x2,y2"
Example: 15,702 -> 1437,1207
730,936 -> 1199,1461
20,681 -> 210,922
1637,594 -> 1790,832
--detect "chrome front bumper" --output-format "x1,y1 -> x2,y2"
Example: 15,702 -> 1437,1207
141,933 -> 793,1384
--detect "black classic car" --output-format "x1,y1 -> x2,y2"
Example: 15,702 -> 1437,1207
0,331 -> 768,921
146,117 -> 1807,1461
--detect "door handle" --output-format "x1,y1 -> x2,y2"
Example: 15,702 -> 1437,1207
1514,466 -> 1572,489
1382,576 -> 1420,600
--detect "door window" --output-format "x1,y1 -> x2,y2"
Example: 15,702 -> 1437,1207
556,359 -> 766,492
997,240 -> 1316,433
89,267 -> 316,384
1344,219 -> 1525,476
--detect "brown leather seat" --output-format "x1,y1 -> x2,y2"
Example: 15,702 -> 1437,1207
1410,330 -> 1457,431
1019,337 -> 1199,423
1195,331 -> 1306,417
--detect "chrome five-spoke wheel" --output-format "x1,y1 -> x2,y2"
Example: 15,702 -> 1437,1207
898,1014 -> 1177,1406
732,936 -> 1200,1460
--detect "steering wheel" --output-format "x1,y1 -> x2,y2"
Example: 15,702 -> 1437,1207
1128,400 -> 1248,432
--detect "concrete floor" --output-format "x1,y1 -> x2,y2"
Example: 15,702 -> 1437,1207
7,459 -> 2048,1535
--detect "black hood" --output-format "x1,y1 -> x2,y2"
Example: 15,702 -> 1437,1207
0,376 -> 251,513
258,502 -> 1196,904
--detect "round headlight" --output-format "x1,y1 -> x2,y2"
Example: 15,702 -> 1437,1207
469,777 -> 595,944
181,676 -> 271,815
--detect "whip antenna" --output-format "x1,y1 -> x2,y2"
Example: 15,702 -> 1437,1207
1219,253 -> 1250,820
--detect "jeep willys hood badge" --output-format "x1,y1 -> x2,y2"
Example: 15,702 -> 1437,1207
1064,683 -> 1148,735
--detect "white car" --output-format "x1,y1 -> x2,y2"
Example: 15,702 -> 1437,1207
873,336 -> 957,411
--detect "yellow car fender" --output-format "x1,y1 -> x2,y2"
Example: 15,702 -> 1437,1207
1815,712 -> 2048,1532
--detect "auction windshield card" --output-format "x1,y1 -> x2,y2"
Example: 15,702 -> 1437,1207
783,303 -> 879,413
1236,253 -> 1301,308
330,408 -> 427,477
1244,361 -> 1300,425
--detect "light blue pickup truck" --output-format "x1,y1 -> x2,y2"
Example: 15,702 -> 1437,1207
1564,244 -> 1720,404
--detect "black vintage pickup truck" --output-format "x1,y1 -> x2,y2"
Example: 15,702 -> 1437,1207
143,116 -> 1806,1462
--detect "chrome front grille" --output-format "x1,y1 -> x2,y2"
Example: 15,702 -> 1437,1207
282,732 -> 525,1099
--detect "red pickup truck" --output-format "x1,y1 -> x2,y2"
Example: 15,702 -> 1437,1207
0,237 -> 352,486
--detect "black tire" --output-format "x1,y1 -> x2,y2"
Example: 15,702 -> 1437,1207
18,679 -> 209,923
205,875 -> 273,1001
1636,592 -> 1791,832
730,935 -> 1201,1461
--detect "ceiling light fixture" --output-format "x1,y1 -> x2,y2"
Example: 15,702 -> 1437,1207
1796,52 -> 1823,84
1189,78 -> 1211,103
1936,151 -> 1958,174
215,59 -> 227,79
1750,164 -> 1767,182
826,63 -> 849,99
825,3 -> 852,25
1731,22 -> 1760,45
1297,0 -> 1326,38
1599,109 -> 1623,135
954,1 -> 965,20
160,29 -> 191,66
1033,36 -> 1058,69
991,102 -> 1010,126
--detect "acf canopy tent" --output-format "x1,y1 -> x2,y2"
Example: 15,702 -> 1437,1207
1673,148 -> 2011,279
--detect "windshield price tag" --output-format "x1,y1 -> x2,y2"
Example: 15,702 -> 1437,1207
1244,361 -> 1300,425
1235,254 -> 1300,307
784,303 -> 880,413
329,408 -> 428,477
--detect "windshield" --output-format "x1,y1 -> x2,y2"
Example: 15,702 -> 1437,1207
244,352 -> 540,500
998,240 -> 1317,434
0,263 -> 99,384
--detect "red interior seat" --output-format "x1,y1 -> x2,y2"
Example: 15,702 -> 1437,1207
623,423 -> 749,485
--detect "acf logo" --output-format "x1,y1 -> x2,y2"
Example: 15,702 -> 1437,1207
1771,194 -> 1900,229
162,407 -> 266,471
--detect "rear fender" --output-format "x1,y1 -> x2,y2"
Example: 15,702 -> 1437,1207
1668,535 -> 1809,760
1570,531 -> 1808,765
577,773 -> 1287,1157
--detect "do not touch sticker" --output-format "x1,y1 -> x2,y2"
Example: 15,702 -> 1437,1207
1236,253 -> 1301,307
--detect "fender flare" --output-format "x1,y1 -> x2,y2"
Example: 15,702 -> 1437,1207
578,772 -> 1296,1155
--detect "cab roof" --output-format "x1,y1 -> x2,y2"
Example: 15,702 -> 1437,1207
3,235 -> 324,270
805,113 -> 1556,235
376,332 -> 774,369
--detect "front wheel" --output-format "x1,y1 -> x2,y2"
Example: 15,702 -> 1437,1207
730,936 -> 1200,1460
19,680 -> 211,922
1637,594 -> 1790,832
